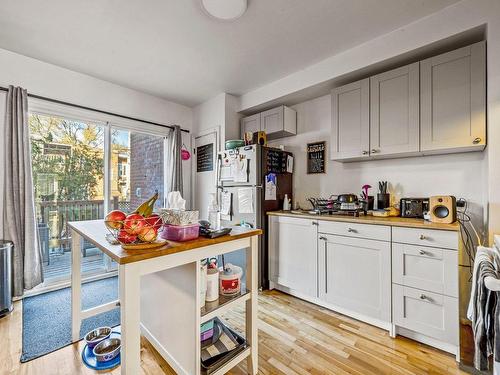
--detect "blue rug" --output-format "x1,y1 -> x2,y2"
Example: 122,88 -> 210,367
21,276 -> 120,362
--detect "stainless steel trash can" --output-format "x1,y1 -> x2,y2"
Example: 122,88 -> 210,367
0,240 -> 13,318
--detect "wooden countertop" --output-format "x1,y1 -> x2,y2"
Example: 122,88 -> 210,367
267,210 -> 459,231
68,220 -> 262,265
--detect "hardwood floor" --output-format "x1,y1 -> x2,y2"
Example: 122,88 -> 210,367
0,290 -> 467,374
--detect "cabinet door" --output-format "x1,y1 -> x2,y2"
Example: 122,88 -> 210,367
331,79 -> 370,160
240,113 -> 261,136
392,243 -> 458,297
393,284 -> 458,345
370,63 -> 419,156
420,41 -> 485,152
318,234 -> 391,322
270,216 -> 317,297
261,106 -> 283,135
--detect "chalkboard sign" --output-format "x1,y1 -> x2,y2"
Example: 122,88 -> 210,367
307,141 -> 326,174
196,143 -> 214,172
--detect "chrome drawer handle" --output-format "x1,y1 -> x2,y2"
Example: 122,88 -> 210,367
419,234 -> 426,240
473,137 -> 482,144
347,228 -> 357,233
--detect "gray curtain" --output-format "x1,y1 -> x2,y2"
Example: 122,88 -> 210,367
3,86 -> 43,296
165,125 -> 183,196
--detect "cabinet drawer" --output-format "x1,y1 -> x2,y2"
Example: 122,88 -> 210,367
318,221 -> 390,241
392,243 -> 458,297
393,284 -> 458,345
392,227 -> 458,249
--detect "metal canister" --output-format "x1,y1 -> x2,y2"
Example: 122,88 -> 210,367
0,240 -> 13,318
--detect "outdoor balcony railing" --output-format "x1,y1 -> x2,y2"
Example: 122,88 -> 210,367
38,197 -> 130,256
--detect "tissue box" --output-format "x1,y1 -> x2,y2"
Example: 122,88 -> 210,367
160,209 -> 199,226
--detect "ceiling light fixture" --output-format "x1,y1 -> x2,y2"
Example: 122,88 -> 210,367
201,0 -> 247,21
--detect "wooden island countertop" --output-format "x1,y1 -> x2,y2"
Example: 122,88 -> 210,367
267,210 -> 459,231
68,220 -> 262,265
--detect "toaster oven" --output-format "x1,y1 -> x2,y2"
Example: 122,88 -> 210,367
400,198 -> 429,218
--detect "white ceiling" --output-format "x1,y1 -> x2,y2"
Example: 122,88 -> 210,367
0,0 -> 459,107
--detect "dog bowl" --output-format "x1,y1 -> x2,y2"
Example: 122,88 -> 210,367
84,327 -> 112,349
93,337 -> 121,362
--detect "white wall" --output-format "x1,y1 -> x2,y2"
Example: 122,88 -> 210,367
240,0 -> 500,243
0,47 -> 194,209
191,93 -> 241,212
268,94 -> 486,237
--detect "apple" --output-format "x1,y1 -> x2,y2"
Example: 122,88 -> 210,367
123,213 -> 146,234
146,214 -> 162,230
105,210 -> 126,230
138,226 -> 157,242
117,229 -> 137,244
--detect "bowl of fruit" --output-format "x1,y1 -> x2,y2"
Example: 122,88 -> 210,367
105,192 -> 166,249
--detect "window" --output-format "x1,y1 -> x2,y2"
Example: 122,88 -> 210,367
29,107 -> 168,285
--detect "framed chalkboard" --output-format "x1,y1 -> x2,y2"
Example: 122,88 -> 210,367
196,143 -> 214,172
307,141 -> 326,174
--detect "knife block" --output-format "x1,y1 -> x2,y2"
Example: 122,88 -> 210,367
377,193 -> 390,210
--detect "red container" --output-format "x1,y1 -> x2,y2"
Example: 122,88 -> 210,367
160,223 -> 200,242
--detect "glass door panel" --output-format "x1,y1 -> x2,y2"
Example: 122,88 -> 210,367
30,113 -> 106,283
110,129 -> 165,213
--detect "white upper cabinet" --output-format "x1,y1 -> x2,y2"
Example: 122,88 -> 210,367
370,62 -> 420,157
261,107 -> 283,134
331,41 -> 486,162
420,41 -> 486,153
240,113 -> 261,136
331,79 -> 370,160
240,105 -> 296,140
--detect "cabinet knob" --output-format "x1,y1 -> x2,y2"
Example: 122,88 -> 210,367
312,222 -> 319,226
347,227 -> 356,233
371,149 -> 379,154
420,294 -> 428,300
319,236 -> 327,241
419,249 -> 427,255
473,137 -> 482,144
362,150 -> 369,155
419,234 -> 426,240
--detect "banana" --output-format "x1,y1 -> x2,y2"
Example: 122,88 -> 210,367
133,191 -> 159,217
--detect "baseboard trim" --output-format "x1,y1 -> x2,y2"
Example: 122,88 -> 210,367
272,283 -> 392,331
395,326 -> 458,357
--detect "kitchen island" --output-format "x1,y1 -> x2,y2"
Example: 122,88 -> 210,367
69,220 -> 261,375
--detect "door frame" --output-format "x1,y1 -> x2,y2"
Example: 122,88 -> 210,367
191,126 -> 220,210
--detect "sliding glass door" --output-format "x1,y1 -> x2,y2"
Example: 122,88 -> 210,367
109,129 -> 165,213
30,113 -> 107,282
30,112 -> 167,285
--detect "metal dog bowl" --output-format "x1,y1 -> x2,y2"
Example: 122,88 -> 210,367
84,327 -> 112,349
93,337 -> 121,362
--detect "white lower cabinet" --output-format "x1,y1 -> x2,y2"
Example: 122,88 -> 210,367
392,243 -> 458,297
393,284 -> 458,345
318,234 -> 391,323
268,215 -> 318,297
268,215 -> 459,354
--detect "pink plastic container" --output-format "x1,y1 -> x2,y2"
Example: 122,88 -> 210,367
160,223 -> 200,242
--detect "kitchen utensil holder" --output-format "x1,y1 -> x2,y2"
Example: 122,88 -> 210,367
366,196 -> 374,211
377,193 -> 390,210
